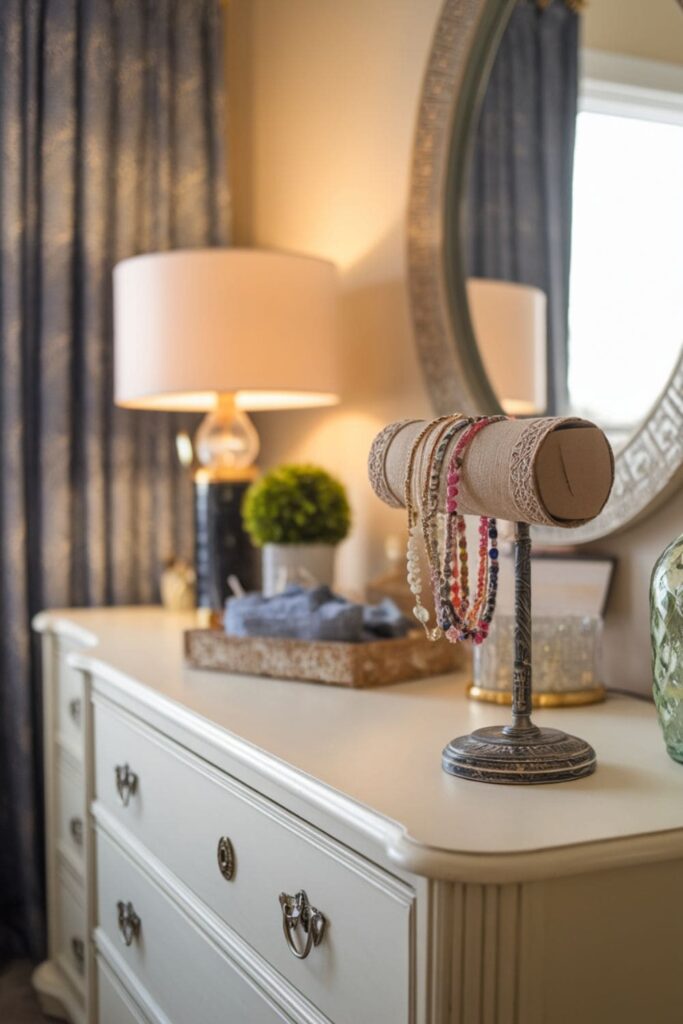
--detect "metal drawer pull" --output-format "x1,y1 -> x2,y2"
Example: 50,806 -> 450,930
279,890 -> 326,960
71,936 -> 85,974
69,816 -> 83,845
68,697 -> 82,724
114,764 -> 138,807
217,836 -> 235,880
117,901 -> 141,947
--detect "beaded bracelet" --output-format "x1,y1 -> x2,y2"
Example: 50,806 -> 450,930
404,416 -> 456,639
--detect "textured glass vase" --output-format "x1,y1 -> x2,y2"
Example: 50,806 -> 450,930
651,533 -> 683,763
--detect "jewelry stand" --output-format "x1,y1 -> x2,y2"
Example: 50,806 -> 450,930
442,522 -> 597,784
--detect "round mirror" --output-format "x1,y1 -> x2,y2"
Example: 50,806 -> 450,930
409,0 -> 683,541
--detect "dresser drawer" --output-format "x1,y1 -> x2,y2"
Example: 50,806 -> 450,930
56,860 -> 86,994
57,649 -> 84,756
97,957 -> 149,1024
96,828 -> 287,1024
57,753 -> 85,868
93,699 -> 414,1024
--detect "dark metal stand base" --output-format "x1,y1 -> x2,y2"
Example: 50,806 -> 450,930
442,725 -> 596,785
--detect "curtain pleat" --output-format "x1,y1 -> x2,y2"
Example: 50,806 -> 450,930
465,0 -> 579,414
0,0 -> 230,960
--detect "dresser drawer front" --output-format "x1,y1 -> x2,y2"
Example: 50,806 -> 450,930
56,861 -> 86,993
97,957 -> 149,1024
96,829 -> 287,1024
57,754 -> 85,867
57,650 -> 84,756
94,700 -> 414,1024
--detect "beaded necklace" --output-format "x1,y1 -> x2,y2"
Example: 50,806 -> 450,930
420,416 -> 472,622
404,416 -> 456,639
404,414 -> 505,645
439,416 -> 505,644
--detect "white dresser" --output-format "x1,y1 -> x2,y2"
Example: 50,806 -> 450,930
33,608 -> 683,1024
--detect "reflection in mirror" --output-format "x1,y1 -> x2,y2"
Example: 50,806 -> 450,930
466,279 -> 547,415
462,0 -> 683,450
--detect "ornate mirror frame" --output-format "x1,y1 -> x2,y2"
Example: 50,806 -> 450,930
408,0 -> 683,542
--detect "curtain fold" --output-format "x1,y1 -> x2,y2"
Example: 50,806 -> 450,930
0,0 -> 230,960
465,0 -> 579,413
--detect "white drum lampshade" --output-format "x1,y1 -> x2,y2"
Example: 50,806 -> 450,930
466,278 -> 547,416
113,248 -> 339,474
114,248 -> 339,611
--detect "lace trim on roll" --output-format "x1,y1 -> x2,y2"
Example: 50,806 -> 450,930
510,417 -> 595,526
367,419 -> 418,508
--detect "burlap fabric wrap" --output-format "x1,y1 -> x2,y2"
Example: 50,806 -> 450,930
368,416 -> 614,528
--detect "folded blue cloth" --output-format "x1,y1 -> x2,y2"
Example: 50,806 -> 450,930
224,585 -> 410,642
362,597 -> 411,639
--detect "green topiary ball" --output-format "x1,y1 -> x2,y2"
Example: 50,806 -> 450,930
242,464 -> 352,547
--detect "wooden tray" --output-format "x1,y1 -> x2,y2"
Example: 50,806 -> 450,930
184,628 -> 463,688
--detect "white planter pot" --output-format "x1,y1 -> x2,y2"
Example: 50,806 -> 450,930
262,543 -> 336,597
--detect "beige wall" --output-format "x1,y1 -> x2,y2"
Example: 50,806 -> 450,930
226,0 -> 683,695
582,0 -> 683,65
227,0 -> 438,595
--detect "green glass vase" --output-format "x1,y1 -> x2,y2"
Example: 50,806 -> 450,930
651,533 -> 683,763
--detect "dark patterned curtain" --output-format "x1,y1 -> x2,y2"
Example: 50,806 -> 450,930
465,0 -> 579,413
0,0 -> 230,960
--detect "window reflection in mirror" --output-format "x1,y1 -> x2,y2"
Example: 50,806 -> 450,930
464,0 -> 683,452
568,57 -> 683,447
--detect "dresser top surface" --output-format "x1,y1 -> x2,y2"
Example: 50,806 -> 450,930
37,606 -> 683,876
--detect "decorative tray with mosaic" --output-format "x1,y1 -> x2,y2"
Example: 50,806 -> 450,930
184,628 -> 463,688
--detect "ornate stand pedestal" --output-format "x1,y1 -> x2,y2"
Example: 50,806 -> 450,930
442,523 -> 597,785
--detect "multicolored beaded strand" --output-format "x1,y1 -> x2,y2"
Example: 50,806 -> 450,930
420,416 -> 470,558
420,416 -> 472,624
440,416 -> 505,644
404,416 -> 455,639
402,413 -> 506,645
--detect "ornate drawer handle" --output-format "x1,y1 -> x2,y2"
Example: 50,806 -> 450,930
71,936 -> 85,974
68,697 -> 82,725
217,836 -> 235,881
117,901 -> 141,947
114,764 -> 138,807
279,890 -> 326,960
69,816 -> 83,845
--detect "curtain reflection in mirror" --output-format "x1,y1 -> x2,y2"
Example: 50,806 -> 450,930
464,0 -> 579,414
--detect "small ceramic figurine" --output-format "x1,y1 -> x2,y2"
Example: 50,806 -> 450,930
160,559 -> 196,611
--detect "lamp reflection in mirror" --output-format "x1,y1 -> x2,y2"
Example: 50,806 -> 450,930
466,278 -> 547,416
113,248 -> 339,612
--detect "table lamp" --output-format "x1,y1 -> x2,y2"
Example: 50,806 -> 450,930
466,278 -> 547,415
113,248 -> 339,614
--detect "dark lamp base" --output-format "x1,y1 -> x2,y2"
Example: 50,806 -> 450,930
442,725 -> 596,785
194,478 -> 258,612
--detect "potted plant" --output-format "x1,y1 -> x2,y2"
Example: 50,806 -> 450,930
242,464 -> 351,596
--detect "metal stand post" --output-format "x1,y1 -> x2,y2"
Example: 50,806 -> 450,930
442,523 -> 597,784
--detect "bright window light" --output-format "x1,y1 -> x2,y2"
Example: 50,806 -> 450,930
568,109 -> 683,436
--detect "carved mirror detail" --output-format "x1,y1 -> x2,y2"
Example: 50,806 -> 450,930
408,0 -> 683,542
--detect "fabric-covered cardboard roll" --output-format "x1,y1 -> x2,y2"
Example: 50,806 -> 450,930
368,416 -> 614,527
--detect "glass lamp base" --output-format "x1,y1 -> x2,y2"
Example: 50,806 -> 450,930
442,725 -> 596,785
